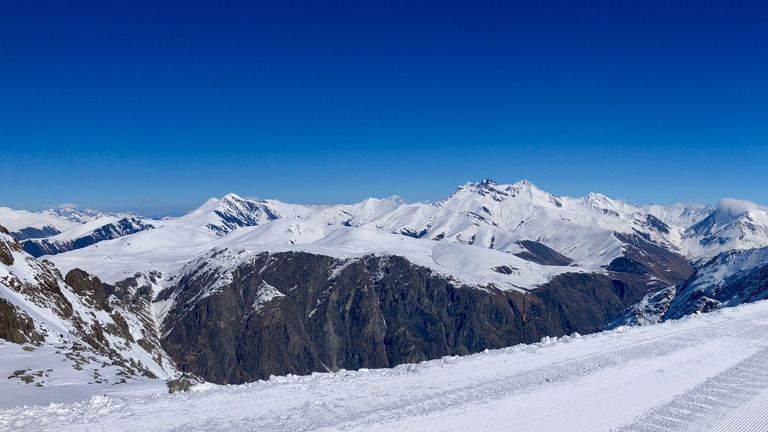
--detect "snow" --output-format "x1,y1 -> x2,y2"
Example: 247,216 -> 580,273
1,181 -> 744,294
0,342 -> 168,407
698,247 -> 768,285
42,182 -> 655,290
250,281 -> 284,312
40,217 -> 121,242
6,182 -> 768,430
683,207 -> 768,260
53,219 -> 573,292
646,202 -> 713,228
4,299 -> 768,431
0,207 -> 80,233
29,181 -> 759,303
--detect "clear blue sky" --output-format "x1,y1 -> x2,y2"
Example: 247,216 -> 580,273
2,1 -> 766,216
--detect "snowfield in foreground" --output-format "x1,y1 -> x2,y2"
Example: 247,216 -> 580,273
4,300 -> 768,432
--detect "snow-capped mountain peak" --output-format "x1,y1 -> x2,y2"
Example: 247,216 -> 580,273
684,200 -> 768,259
444,179 -> 561,210
176,193 -> 283,236
583,192 -> 617,210
6,180 -> 768,291
41,207 -> 106,224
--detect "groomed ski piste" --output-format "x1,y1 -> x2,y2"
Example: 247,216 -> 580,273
3,300 -> 768,431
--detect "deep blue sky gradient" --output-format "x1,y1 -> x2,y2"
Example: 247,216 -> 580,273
2,1 -> 767,216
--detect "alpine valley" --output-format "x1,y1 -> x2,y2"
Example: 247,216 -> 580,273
3,179 -> 768,395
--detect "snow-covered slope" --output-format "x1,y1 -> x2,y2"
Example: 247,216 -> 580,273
21,217 -> 155,257
4,299 -> 768,431
50,219 -> 572,291
606,197 -> 768,328
0,207 -> 82,240
40,206 -> 109,224
609,247 -> 768,329
174,193 -> 313,236
310,180 -> 710,264
665,247 -> 768,321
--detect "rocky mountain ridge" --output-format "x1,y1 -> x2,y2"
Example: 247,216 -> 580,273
0,226 -> 176,388
3,180 -> 768,387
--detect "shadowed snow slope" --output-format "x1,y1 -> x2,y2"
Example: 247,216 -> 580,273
20,217 -> 155,257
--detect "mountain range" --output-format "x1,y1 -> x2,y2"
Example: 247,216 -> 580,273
3,180 -> 768,387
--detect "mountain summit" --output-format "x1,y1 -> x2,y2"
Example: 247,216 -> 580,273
3,180 -> 768,388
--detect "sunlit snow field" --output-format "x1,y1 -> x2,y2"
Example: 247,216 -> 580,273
4,300 -> 768,431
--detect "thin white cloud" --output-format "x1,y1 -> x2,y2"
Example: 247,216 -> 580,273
717,198 -> 758,215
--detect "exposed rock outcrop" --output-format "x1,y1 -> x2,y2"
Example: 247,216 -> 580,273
607,232 -> 694,288
159,251 -> 649,384
65,269 -> 111,312
609,246 -> 768,328
514,240 -> 573,266
0,298 -> 44,343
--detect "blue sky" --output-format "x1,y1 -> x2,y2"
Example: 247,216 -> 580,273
2,1 -> 766,216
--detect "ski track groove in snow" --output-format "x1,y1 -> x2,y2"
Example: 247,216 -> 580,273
618,346 -> 768,432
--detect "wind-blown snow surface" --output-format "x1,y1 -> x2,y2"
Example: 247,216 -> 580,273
4,300 -> 768,431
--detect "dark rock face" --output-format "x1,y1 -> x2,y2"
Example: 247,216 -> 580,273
645,214 -> 670,235
0,298 -> 44,343
0,225 -> 20,266
0,239 -> 14,266
534,273 -> 643,335
608,232 -> 694,288
21,218 -> 154,257
100,272 -> 172,373
399,228 -> 429,239
65,269 -> 111,312
515,240 -> 573,266
714,263 -> 768,306
159,252 -> 648,384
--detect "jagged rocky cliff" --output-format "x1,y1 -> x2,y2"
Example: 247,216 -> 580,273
156,251 -> 684,384
0,225 -> 176,386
